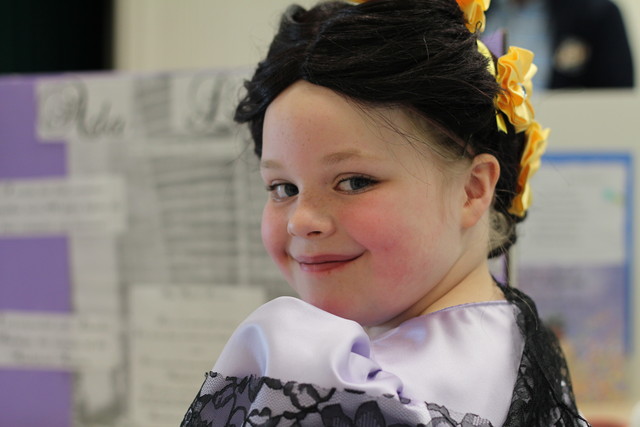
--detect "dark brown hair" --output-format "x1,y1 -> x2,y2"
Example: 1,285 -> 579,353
235,0 -> 526,256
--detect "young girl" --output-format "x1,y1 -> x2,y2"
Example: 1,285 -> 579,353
182,0 -> 588,425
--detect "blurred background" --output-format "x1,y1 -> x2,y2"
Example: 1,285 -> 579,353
1,0 -> 639,426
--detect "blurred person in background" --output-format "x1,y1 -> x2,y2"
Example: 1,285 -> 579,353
485,0 -> 634,89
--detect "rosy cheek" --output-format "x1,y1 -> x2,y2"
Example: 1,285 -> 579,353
344,209 -> 419,273
342,207 -> 396,249
261,206 -> 289,268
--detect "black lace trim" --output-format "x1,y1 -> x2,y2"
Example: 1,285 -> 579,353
180,373 -> 494,426
501,285 -> 590,426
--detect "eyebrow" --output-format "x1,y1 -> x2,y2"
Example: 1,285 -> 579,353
259,159 -> 282,170
260,149 -> 380,170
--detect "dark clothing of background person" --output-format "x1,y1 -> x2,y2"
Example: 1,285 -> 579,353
487,0 -> 635,89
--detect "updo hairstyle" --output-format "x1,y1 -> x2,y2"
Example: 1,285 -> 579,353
234,0 -> 528,257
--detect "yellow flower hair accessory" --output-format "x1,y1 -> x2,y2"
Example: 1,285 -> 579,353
456,0 -> 490,33
495,46 -> 537,133
508,120 -> 549,217
476,42 -> 548,217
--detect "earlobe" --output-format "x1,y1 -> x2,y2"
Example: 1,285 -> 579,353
461,154 -> 500,229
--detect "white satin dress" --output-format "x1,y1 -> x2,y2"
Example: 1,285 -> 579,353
210,296 -> 524,426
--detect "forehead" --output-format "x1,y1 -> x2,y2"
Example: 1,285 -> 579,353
264,81 -> 371,140
262,80 -> 429,163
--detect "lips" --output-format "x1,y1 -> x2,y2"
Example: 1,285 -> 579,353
293,253 -> 362,273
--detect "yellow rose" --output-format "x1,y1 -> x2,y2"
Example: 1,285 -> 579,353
456,0 -> 491,33
509,121 -> 550,217
495,46 -> 537,133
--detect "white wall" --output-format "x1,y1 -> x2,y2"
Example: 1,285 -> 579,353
115,0 -> 640,79
115,0 -> 318,72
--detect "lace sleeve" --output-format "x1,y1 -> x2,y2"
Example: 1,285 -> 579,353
502,285 -> 590,426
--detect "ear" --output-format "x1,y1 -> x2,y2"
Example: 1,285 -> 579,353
461,153 -> 500,229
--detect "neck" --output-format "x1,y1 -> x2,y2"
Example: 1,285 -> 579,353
422,260 -> 503,314
367,258 -> 504,338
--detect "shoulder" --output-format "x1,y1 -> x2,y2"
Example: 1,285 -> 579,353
372,301 -> 523,425
501,285 -> 586,425
212,297 -> 401,395
549,0 -> 624,22
587,0 -> 624,14
223,296 -> 368,352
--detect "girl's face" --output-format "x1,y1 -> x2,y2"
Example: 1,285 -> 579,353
260,80 -> 473,328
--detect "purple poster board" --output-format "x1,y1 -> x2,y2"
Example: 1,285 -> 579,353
0,76 -> 72,427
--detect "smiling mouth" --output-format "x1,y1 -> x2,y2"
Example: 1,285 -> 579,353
294,254 -> 363,273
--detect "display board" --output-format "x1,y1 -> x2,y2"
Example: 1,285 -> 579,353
517,153 -> 634,402
0,70 -> 287,427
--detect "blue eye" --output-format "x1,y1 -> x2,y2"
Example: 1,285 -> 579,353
336,176 -> 377,193
266,182 -> 298,201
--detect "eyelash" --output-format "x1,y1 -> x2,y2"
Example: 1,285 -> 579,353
336,175 -> 378,193
266,182 -> 298,201
265,175 -> 378,202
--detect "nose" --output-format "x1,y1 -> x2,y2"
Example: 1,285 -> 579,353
287,196 -> 335,238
